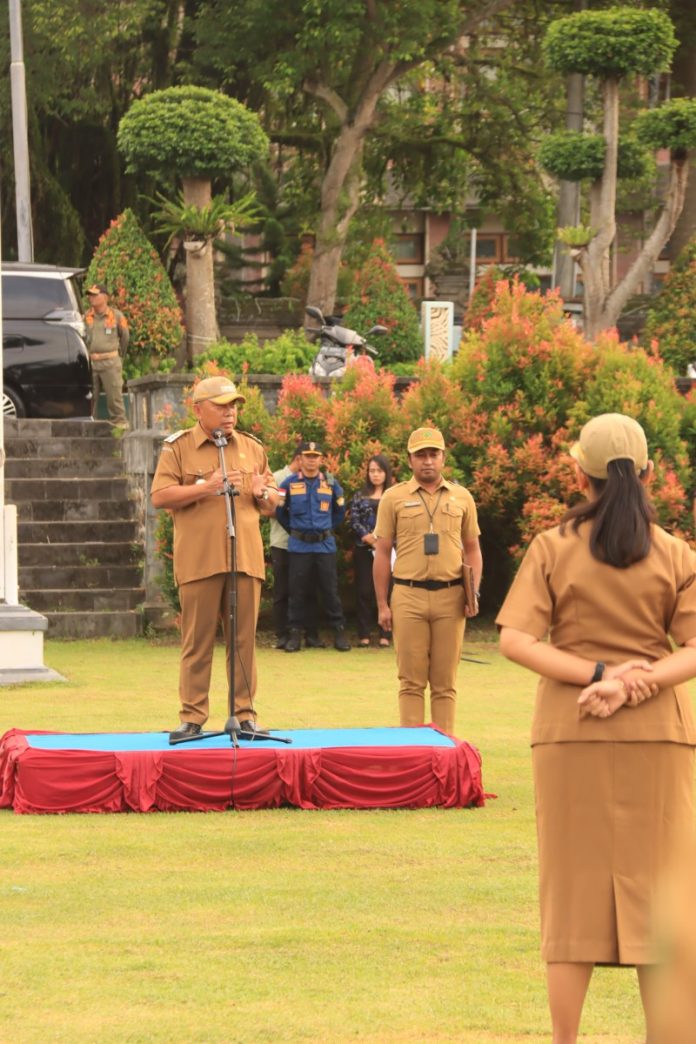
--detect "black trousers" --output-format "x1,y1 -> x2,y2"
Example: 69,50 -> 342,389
271,546 -> 318,639
288,551 -> 345,631
353,544 -> 391,640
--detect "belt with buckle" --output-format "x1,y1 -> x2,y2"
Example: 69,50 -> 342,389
393,577 -> 462,591
90,350 -> 119,360
290,529 -> 332,544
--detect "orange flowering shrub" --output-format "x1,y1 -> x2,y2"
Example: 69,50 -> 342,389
154,279 -> 693,614
86,209 -> 184,379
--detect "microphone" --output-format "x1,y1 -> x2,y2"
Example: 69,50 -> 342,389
212,427 -> 228,447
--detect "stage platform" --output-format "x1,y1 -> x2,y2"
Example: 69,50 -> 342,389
0,726 -> 487,814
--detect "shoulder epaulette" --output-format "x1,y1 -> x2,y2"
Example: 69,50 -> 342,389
237,429 -> 264,447
163,429 -> 187,443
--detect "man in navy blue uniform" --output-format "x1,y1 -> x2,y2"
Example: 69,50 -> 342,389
275,441 -> 351,652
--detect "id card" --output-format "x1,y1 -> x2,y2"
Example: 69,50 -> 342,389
424,533 -> 439,555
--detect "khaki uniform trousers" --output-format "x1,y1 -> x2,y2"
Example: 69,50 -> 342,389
91,356 -> 128,427
178,572 -> 261,725
391,583 -> 466,735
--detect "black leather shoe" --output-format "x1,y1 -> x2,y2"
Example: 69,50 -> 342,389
334,629 -> 351,652
285,630 -> 302,652
169,722 -> 202,744
274,635 -> 288,649
305,634 -> 326,649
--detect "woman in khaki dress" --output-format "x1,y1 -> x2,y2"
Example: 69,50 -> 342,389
496,413 -> 696,1044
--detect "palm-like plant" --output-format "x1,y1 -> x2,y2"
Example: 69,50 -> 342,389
149,190 -> 260,247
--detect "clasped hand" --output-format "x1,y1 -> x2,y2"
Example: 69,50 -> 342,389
577,659 -> 659,719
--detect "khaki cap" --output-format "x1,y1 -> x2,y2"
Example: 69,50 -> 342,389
570,413 -> 648,479
407,426 -> 445,453
86,283 -> 109,295
192,376 -> 246,405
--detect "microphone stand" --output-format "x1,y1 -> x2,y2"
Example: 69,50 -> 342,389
170,427 -> 291,747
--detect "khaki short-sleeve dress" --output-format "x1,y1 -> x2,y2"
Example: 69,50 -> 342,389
496,521 -> 696,965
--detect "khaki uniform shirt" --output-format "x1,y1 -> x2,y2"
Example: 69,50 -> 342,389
374,476 -> 480,582
151,423 -> 269,585
496,522 -> 696,745
85,306 -> 129,356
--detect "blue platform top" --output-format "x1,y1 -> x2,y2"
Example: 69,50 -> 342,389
25,727 -> 457,753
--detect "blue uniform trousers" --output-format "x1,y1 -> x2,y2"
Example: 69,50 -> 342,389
287,551 -> 345,632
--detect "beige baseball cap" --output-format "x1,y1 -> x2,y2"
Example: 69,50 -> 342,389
570,413 -> 648,479
407,427 -> 445,453
192,376 -> 246,405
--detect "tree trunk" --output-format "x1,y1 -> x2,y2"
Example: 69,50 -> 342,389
181,176 -> 218,360
554,70 -> 584,300
580,78 -> 619,338
306,130 -> 364,315
665,8 -> 696,258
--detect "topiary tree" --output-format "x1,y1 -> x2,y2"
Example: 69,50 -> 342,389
85,209 -> 184,379
342,239 -> 422,365
540,7 -> 696,337
643,234 -> 696,374
117,86 -> 269,358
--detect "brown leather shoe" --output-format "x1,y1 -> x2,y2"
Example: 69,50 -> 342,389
169,721 -> 202,744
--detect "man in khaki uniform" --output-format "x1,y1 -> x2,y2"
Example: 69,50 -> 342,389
151,376 -> 279,742
373,427 -> 483,734
84,283 -> 129,429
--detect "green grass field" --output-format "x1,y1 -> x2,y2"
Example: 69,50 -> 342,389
1,627 -> 689,1043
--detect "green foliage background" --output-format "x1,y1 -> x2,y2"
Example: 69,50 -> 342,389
644,235 -> 696,376
342,240 -> 422,365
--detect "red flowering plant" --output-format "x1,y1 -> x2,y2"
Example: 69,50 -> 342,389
644,235 -> 696,375
342,238 -> 422,366
85,209 -> 184,380
265,373 -> 329,470
448,279 -> 692,604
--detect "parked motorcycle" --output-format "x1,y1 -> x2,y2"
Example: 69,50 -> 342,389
306,305 -> 387,379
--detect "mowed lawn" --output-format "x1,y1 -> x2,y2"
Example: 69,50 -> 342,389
1,626 -> 691,1043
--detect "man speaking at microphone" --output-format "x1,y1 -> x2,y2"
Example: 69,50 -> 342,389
151,376 -> 278,742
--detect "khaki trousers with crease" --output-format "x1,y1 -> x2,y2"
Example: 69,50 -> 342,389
178,572 -> 261,725
391,583 -> 466,735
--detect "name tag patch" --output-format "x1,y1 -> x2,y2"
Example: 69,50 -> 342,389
289,483 -> 306,495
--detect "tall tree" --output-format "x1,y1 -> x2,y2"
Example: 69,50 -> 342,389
193,0 -> 525,315
542,6 -> 696,337
0,0 -> 195,262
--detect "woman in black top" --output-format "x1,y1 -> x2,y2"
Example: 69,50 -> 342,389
350,454 -> 393,646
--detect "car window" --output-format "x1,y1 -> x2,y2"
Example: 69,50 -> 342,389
1,274 -> 73,318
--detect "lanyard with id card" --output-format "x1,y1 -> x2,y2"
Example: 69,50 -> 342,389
418,489 -> 444,555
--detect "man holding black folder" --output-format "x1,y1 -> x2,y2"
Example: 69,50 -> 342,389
373,427 -> 482,735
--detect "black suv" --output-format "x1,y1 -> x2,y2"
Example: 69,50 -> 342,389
2,262 -> 92,418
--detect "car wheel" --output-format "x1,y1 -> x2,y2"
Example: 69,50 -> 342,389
2,387 -> 26,418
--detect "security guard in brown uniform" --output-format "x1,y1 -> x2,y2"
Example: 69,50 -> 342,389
84,283 -> 130,428
150,376 -> 279,742
373,427 -> 483,735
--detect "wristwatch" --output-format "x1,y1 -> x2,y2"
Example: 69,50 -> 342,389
590,661 -> 605,684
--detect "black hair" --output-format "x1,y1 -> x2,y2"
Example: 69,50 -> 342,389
560,458 -> 655,568
362,453 -> 393,496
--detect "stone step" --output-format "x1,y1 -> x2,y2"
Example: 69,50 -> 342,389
19,520 -> 141,543
4,418 -> 114,439
19,564 -> 143,589
13,499 -> 137,523
2,434 -> 123,463
18,541 -> 142,566
41,610 -> 143,639
6,476 -> 132,502
4,453 -> 124,478
22,587 -> 145,613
